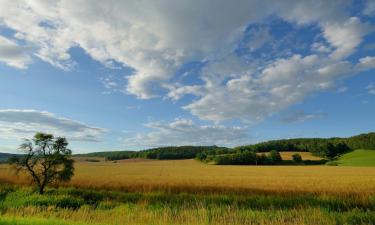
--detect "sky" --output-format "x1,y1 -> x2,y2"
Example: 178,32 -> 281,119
0,0 -> 375,153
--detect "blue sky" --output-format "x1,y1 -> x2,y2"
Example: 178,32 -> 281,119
0,0 -> 375,153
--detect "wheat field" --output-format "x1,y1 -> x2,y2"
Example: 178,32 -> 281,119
1,159 -> 375,195
1,159 -> 375,225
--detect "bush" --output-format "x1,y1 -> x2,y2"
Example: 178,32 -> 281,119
269,150 -> 282,164
326,161 -> 338,166
292,153 -> 302,163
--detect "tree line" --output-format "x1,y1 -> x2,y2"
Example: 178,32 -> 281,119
74,132 -> 375,161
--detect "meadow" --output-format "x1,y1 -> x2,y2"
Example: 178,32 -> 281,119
335,149 -> 375,167
1,158 -> 375,224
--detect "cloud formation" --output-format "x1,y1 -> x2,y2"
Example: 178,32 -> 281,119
0,109 -> 107,142
0,0 -> 374,126
367,83 -> 375,95
0,35 -> 31,68
280,111 -> 327,124
122,118 -> 249,148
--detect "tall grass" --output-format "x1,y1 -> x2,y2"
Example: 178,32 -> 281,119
0,185 -> 374,225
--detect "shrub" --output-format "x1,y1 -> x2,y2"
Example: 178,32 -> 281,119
292,153 -> 302,163
269,150 -> 282,164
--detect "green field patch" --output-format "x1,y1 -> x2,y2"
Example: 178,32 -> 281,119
336,149 -> 375,167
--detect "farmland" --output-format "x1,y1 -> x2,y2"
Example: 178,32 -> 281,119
1,158 -> 375,194
1,158 -> 375,224
335,149 -> 375,167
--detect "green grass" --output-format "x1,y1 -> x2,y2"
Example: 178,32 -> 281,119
0,185 -> 374,225
336,149 -> 375,166
0,217 -> 90,225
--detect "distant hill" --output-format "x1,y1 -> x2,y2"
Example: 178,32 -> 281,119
76,146 -> 229,161
73,132 -> 375,161
335,149 -> 375,166
235,132 -> 375,158
0,153 -> 21,163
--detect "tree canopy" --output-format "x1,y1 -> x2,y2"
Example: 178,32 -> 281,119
10,133 -> 74,194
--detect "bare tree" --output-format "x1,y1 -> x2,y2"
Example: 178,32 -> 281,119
10,132 -> 74,194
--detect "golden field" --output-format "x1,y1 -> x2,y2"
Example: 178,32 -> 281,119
1,158 -> 375,195
1,159 -> 375,225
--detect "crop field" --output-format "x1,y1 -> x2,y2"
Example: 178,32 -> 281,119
257,151 -> 323,161
1,158 -> 375,194
1,159 -> 375,225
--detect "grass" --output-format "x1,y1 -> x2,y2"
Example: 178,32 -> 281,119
1,158 -> 375,224
0,185 -> 374,225
0,217 -> 89,225
335,149 -> 375,167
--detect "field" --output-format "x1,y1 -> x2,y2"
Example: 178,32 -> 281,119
335,149 -> 375,166
1,158 -> 375,224
257,151 -> 322,161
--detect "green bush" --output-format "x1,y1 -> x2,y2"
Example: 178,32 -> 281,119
269,150 -> 282,164
292,153 -> 302,163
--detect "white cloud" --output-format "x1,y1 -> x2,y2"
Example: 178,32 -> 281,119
323,17 -> 373,59
122,118 -> 249,148
311,42 -> 332,54
363,0 -> 375,16
367,83 -> 375,95
0,35 -> 31,68
280,110 -> 327,123
0,0 -> 374,124
246,27 -> 273,51
0,109 -> 107,142
183,55 -> 375,122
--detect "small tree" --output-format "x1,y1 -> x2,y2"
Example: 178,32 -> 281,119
292,153 -> 303,163
269,150 -> 282,164
10,132 -> 74,194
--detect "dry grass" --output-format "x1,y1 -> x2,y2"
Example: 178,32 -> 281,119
1,159 -> 375,195
256,151 -> 322,160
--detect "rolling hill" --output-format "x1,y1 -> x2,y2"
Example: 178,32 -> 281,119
335,149 -> 375,166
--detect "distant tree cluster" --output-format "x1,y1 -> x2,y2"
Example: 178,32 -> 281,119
133,146 -> 230,160
212,150 -> 284,165
233,133 -> 375,159
74,132 -> 375,164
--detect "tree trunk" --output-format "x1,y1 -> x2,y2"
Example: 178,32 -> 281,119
39,185 -> 45,195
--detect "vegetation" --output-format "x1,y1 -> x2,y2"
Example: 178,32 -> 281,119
76,146 -> 230,161
292,153 -> 302,163
0,153 -> 21,163
235,132 -> 375,158
9,133 -> 74,194
1,158 -> 375,224
2,159 -> 375,194
0,182 -> 374,225
334,149 -> 375,167
71,133 -> 375,165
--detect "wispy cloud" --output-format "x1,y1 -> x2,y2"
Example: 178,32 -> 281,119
280,111 -> 327,124
0,35 -> 31,68
0,109 -> 107,142
122,118 -> 249,148
366,83 -> 375,95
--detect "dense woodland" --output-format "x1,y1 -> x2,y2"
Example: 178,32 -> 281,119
234,132 -> 375,157
3,132 -> 375,164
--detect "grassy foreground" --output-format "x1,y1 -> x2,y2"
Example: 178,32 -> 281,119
336,149 -> 375,166
0,185 -> 375,225
1,159 -> 375,224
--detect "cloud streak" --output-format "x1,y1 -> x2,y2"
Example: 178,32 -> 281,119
0,109 -> 107,142
122,118 -> 249,148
